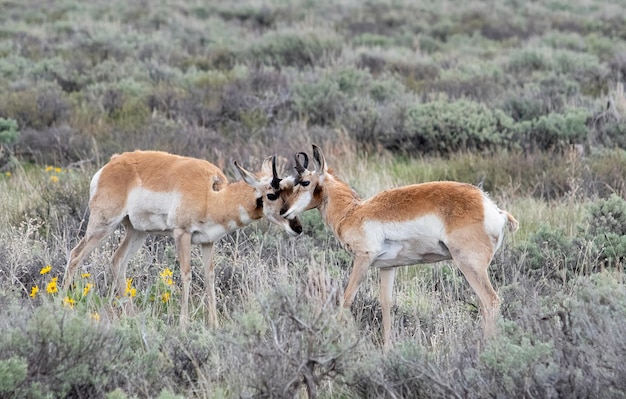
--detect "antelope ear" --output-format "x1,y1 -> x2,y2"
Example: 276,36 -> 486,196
260,156 -> 273,175
279,174 -> 296,190
312,144 -> 327,174
233,161 -> 262,188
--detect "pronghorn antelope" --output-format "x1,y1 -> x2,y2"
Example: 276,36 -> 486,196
281,145 -> 519,347
63,150 -> 302,326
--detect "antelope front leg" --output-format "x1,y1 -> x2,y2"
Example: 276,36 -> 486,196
343,254 -> 372,308
174,229 -> 192,326
201,243 -> 218,327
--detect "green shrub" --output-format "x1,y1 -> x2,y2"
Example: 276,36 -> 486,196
499,74 -> 581,122
500,93 -> 546,122
424,70 -> 504,102
353,33 -> 393,48
507,48 -> 550,74
0,356 -> 27,394
516,108 -> 589,151
0,84 -> 70,129
249,29 -> 342,68
223,287 -> 361,398
594,119 -> 626,150
518,224 -> 581,281
396,99 -> 514,154
0,117 -> 19,145
583,194 -> 626,268
0,303 -> 125,398
293,76 -> 346,125
478,322 -> 555,398
369,76 -> 405,102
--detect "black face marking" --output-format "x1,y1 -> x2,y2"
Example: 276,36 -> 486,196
289,218 -> 303,234
256,197 -> 263,209
267,193 -> 278,201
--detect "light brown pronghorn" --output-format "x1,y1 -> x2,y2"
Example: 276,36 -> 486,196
63,150 -> 302,326
281,145 -> 519,348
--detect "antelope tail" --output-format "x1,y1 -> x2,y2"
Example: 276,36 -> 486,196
501,210 -> 519,233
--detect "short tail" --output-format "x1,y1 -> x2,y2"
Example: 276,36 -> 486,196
501,210 -> 519,233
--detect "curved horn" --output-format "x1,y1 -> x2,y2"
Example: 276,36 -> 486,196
299,152 -> 309,169
294,152 -> 308,174
271,155 -> 281,190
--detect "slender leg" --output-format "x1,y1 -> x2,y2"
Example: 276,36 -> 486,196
110,219 -> 147,298
343,254 -> 372,308
201,243 -> 218,327
174,228 -> 192,326
448,229 -> 500,338
63,219 -> 118,290
380,267 -> 397,350
458,264 -> 500,337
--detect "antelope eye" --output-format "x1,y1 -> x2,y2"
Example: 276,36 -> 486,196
266,193 -> 278,201
301,181 -> 310,187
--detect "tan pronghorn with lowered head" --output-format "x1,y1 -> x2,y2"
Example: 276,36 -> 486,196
63,150 -> 302,326
281,145 -> 519,348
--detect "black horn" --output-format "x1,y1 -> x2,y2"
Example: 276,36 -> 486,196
271,155 -> 281,190
294,152 -> 308,174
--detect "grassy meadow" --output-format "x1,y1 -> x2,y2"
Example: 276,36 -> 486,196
1,0 -> 626,398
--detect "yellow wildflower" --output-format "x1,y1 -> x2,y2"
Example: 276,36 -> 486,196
83,283 -> 93,296
161,292 -> 170,303
160,268 -> 174,285
46,277 -> 58,294
125,278 -> 136,298
5,171 -> 11,177
49,175 -> 59,183
45,165 -> 53,172
40,265 -> 52,274
81,273 -> 91,278
63,296 -> 76,308
30,285 -> 39,298
54,167 -> 62,173
91,313 -> 100,322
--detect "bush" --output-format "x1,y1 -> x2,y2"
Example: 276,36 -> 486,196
583,194 -> 626,268
249,29 -> 342,68
0,118 -> 19,145
0,118 -> 19,170
0,303 -> 126,398
393,99 -> 514,154
499,75 -> 581,123
517,224 -> 586,282
222,287 -> 360,398
293,75 -> 346,125
516,108 -> 589,152
507,48 -> 550,75
0,84 -> 70,130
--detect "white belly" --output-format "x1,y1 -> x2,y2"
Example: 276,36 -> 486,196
363,215 -> 452,268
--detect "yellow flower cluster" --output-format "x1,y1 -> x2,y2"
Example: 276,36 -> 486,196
161,292 -> 171,303
44,165 -> 65,183
160,268 -> 174,285
30,264 -> 178,318
125,278 -> 137,298
63,296 -> 76,308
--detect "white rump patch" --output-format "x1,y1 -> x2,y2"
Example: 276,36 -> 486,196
482,196 -> 507,250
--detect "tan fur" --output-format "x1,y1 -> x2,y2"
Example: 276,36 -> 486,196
64,150 -> 301,326
283,145 -> 519,349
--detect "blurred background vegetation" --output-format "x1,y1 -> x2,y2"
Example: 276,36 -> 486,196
1,0 -> 626,397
